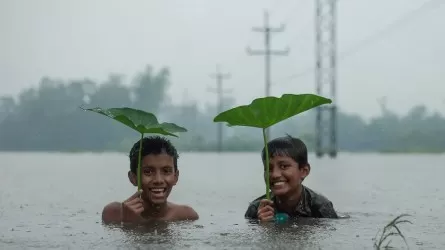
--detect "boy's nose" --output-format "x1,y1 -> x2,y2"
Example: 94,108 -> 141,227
270,166 -> 281,178
153,172 -> 163,183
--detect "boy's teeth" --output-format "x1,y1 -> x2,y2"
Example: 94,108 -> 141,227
273,182 -> 285,186
150,188 -> 165,192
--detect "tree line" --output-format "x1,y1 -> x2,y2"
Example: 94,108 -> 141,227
1,65 -> 444,153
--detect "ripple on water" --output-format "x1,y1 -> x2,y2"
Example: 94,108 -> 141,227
2,153 -> 445,249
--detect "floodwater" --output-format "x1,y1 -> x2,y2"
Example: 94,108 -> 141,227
1,152 -> 444,249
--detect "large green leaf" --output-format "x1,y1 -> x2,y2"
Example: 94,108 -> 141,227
80,107 -> 187,137
213,94 -> 332,128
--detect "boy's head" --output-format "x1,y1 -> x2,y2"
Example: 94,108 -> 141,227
128,136 -> 179,205
261,135 -> 310,197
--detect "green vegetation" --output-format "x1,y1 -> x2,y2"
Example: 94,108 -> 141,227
374,214 -> 413,249
213,94 -> 331,199
0,65 -> 444,153
81,107 -> 187,190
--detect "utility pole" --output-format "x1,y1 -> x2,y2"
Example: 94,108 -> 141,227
315,0 -> 338,158
208,65 -> 232,153
247,10 -> 290,140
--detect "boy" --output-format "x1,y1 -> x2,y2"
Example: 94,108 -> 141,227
102,136 -> 199,224
244,135 -> 338,221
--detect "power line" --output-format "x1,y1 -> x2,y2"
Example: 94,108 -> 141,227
278,0 -> 306,28
338,0 -> 443,60
286,0 -> 350,52
208,65 -> 232,153
275,0 -> 444,86
246,10 -> 290,140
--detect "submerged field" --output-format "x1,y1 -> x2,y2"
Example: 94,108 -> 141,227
1,152 -> 443,249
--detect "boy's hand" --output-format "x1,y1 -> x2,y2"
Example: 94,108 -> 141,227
257,199 -> 274,222
122,190 -> 144,221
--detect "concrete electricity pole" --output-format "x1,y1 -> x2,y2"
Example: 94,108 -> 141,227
247,10 -> 289,140
208,65 -> 231,152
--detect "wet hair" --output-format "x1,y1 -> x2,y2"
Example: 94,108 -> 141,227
129,136 -> 179,174
261,134 -> 308,168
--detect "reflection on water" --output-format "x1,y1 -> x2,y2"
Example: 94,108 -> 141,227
103,218 -> 339,249
247,218 -> 337,249
1,152 -> 445,249
109,221 -> 176,245
97,216 -> 352,249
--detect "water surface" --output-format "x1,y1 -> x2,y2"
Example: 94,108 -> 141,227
1,152 -> 444,249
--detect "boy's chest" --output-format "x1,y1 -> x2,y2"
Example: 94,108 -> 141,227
274,195 -> 313,217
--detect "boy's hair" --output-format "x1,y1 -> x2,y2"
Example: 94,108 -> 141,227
261,134 -> 308,167
129,136 -> 179,174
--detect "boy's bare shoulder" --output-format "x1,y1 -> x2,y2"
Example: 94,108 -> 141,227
102,202 -> 121,223
170,202 -> 199,220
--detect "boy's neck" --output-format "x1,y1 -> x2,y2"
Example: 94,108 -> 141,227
275,185 -> 303,214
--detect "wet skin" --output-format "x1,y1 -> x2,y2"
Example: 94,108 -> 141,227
257,155 -> 310,222
102,153 -> 199,224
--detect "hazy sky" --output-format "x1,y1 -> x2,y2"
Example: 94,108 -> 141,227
1,0 -> 444,119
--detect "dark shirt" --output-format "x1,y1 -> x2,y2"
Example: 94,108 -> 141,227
244,185 -> 338,219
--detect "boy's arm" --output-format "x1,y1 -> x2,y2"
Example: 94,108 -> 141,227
307,188 -> 338,219
102,202 -> 122,224
317,201 -> 339,219
244,201 -> 260,219
179,205 -> 199,220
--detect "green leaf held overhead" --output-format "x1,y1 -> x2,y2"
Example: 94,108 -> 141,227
80,107 -> 187,137
213,94 -> 332,129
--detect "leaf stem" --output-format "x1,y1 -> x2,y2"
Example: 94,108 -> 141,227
262,128 -> 270,200
137,133 -> 144,191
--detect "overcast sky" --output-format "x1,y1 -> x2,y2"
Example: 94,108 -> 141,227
1,0 -> 444,119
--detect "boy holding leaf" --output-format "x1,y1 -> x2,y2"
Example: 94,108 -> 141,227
102,136 -> 199,224
244,135 -> 338,222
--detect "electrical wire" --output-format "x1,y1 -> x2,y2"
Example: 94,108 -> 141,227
274,0 -> 444,86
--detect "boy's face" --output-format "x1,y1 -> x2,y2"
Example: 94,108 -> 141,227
128,153 -> 178,205
265,155 -> 310,197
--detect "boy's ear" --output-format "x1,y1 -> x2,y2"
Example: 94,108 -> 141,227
301,164 -> 311,179
128,171 -> 137,186
173,170 -> 179,186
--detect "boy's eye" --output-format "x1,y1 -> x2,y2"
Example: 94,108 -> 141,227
143,168 -> 153,174
163,168 -> 173,173
280,164 -> 289,169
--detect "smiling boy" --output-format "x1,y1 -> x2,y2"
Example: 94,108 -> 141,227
244,135 -> 338,221
102,136 -> 199,224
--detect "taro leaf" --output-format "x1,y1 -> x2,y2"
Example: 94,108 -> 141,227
80,107 -> 187,137
213,94 -> 332,128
